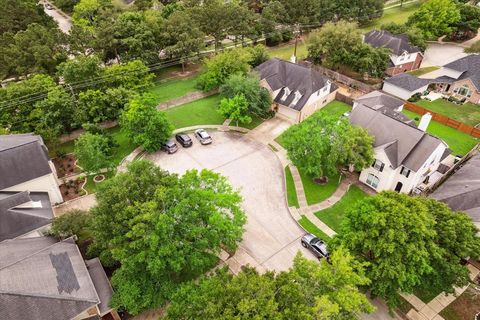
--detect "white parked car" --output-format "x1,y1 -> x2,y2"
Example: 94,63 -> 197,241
194,129 -> 212,145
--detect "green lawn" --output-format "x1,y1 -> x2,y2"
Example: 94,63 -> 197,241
238,114 -> 265,130
321,100 -> 352,118
267,40 -> 308,61
359,1 -> 421,31
407,66 -> 440,76
147,75 -> 200,104
83,171 -> 116,194
299,169 -> 343,205
163,94 -> 225,128
298,215 -> 331,242
415,99 -> 480,127
402,109 -> 478,156
58,126 -> 137,166
314,185 -> 369,232
285,166 -> 300,208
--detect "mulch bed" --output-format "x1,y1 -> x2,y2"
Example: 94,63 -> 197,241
440,286 -> 480,320
53,154 -> 80,178
59,178 -> 86,201
313,177 -> 329,185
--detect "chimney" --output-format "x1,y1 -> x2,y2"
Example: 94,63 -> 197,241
418,113 -> 432,131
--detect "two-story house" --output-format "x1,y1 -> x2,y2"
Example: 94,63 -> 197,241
0,134 -> 63,204
255,58 -> 338,123
363,30 -> 423,76
349,104 -> 449,193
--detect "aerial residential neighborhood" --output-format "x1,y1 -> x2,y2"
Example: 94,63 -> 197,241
1,0 -> 480,319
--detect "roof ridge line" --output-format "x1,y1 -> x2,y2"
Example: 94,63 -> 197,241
0,237 -> 73,271
0,139 -> 40,153
0,290 -> 99,304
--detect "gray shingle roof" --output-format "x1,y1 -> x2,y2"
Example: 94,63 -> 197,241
364,30 -> 421,55
443,55 -> 480,91
431,153 -> 480,224
0,237 -> 113,320
384,73 -> 431,91
355,90 -> 405,111
349,104 -> 447,171
0,134 -> 52,190
255,58 -> 337,111
0,191 -> 53,241
86,258 -> 114,316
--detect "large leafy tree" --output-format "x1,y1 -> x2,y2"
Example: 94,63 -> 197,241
407,0 -> 461,39
450,3 -> 480,35
89,160 -> 246,314
349,43 -> 390,78
161,11 -> 204,72
74,132 -> 113,173
57,55 -> 103,85
163,248 -> 374,319
221,74 -> 271,116
381,23 -> 427,51
282,112 -> 374,178
120,94 -> 173,152
197,48 -> 252,91
218,95 -> 252,126
0,0 -> 54,34
332,0 -> 383,24
334,192 -> 480,309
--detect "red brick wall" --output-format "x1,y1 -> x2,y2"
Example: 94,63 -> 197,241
386,53 -> 423,76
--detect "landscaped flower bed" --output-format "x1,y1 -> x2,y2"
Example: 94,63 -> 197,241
53,154 -> 80,178
59,178 -> 86,201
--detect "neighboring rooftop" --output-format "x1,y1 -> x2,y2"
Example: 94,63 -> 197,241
0,191 -> 53,241
0,237 -> 113,320
431,153 -> 480,228
384,73 -> 431,91
349,104 -> 447,171
255,58 -> 337,111
364,30 -> 421,56
0,134 -> 52,190
443,54 -> 480,91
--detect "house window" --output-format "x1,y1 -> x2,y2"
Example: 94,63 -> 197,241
454,85 -> 472,98
400,166 -> 411,178
372,159 -> 385,172
366,173 -> 380,188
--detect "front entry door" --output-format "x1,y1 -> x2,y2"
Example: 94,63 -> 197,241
394,182 -> 403,192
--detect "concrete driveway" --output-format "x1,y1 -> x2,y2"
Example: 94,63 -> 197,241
144,130 -> 314,271
421,43 -> 468,68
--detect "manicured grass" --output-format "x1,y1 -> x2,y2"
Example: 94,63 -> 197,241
163,95 -> 225,128
407,66 -> 440,76
298,215 -> 331,242
285,166 -> 300,208
403,109 -> 478,156
314,185 -> 369,232
359,1 -> 421,31
57,126 -> 137,166
414,286 -> 444,304
83,171 -> 116,194
321,100 -> 352,118
267,40 -> 308,61
299,169 -> 343,205
415,99 -> 480,127
238,114 -> 265,130
274,133 -> 286,148
147,76 -> 200,104
440,287 -> 480,320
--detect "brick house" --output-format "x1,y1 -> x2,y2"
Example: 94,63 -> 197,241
363,30 -> 423,76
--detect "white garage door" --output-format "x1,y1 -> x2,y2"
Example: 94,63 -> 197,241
277,105 -> 299,123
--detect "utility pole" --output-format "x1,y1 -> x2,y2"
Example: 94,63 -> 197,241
291,24 -> 300,64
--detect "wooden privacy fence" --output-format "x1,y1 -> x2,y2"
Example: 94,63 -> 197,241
309,65 -> 380,94
404,102 -> 480,138
335,92 -> 354,106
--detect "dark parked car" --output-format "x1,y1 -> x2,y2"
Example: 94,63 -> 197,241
161,139 -> 178,154
301,233 -> 330,261
175,133 -> 193,147
194,129 -> 212,145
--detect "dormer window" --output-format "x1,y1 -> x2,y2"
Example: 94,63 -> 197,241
291,91 -> 302,105
281,87 -> 291,101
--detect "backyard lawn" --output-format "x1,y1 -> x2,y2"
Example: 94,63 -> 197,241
299,169 -> 343,205
359,1 -> 421,31
320,100 -> 352,118
403,109 -> 478,156
407,66 -> 440,76
83,171 -> 116,194
147,75 -> 200,104
163,94 -> 225,128
267,39 -> 308,61
314,185 -> 369,232
415,99 -> 480,127
285,166 -> 300,208
298,215 -> 331,242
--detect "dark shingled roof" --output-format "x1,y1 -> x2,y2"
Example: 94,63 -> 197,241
86,258 -> 114,316
0,134 -> 52,190
0,191 -> 53,241
364,30 -> 421,55
349,105 -> 447,171
384,73 -> 431,91
0,237 -> 113,320
255,58 -> 337,111
355,91 -> 415,126
443,55 -> 480,91
431,153 -> 480,225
